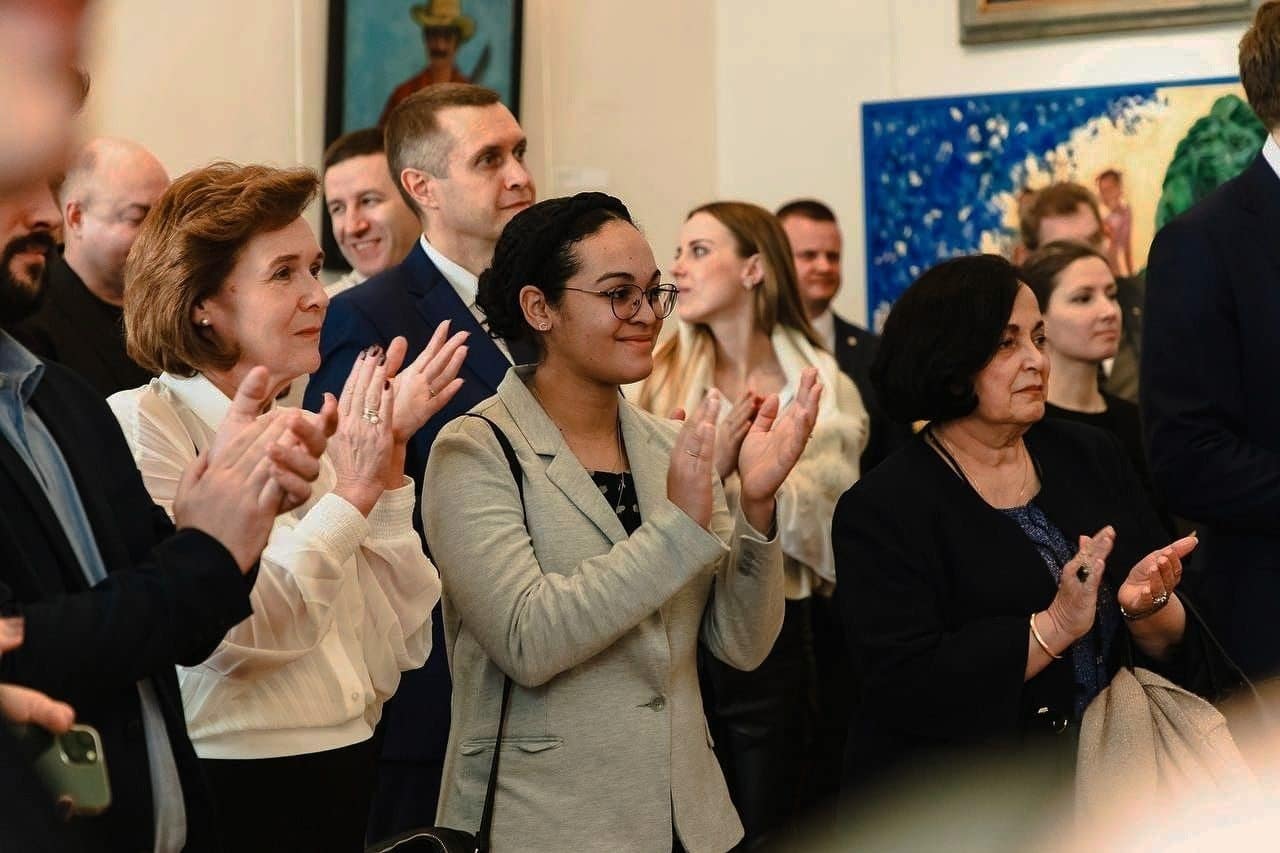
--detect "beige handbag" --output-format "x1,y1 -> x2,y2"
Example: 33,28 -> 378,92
1076,666 -> 1258,822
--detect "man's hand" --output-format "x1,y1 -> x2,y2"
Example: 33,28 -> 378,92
0,619 -> 73,734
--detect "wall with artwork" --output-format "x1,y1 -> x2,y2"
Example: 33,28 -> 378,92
715,0 -> 1251,325
80,0 -> 1257,325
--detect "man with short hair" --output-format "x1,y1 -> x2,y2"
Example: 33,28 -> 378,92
1019,181 -> 1144,401
1143,0 -> 1280,678
305,81 -> 535,841
10,137 -> 167,395
322,127 -> 421,299
775,199 -> 907,823
776,199 -> 906,473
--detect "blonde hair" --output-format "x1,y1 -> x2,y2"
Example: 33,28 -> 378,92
637,201 -> 822,415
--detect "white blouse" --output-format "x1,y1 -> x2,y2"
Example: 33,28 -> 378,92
108,373 -> 440,760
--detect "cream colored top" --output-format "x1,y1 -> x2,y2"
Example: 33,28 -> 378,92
636,325 -> 867,598
108,373 -> 439,759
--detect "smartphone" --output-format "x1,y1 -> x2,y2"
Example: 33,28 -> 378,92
9,723 -> 112,816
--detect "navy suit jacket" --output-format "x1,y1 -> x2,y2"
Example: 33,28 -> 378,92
304,242 -> 515,763
0,360 -> 252,853
1142,152 -> 1280,678
832,313 -> 909,473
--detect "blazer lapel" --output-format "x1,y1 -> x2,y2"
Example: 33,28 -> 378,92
620,401 -> 669,529
498,370 -> 628,545
1234,153 -> 1280,277
405,246 -> 510,394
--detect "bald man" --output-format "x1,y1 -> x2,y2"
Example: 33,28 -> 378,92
10,137 -> 168,395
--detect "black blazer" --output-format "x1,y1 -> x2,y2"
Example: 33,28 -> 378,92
1142,152 -> 1280,678
833,419 -> 1225,792
0,361 -> 252,852
831,314 -> 909,472
304,241 -> 518,765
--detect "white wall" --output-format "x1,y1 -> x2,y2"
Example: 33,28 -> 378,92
716,0 -> 1249,325
81,0 -> 714,273
82,0 -> 1253,323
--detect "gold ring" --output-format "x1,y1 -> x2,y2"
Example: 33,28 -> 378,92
362,409 -> 381,424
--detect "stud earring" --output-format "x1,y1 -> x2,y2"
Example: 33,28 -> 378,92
540,323 -> 550,331
198,318 -> 211,327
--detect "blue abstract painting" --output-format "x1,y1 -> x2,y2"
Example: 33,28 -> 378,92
860,76 -> 1259,329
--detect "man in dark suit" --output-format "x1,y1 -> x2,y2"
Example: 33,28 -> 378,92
775,199 -> 908,821
777,199 -> 907,473
10,137 -> 168,396
304,82 -> 535,841
1019,181 -> 1145,402
1143,0 -> 1280,680
0,175 -> 333,851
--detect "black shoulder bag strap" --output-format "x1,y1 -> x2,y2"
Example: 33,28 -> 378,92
462,414 -> 520,853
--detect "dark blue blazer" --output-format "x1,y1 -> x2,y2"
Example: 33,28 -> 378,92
832,313 -> 909,473
304,242 -> 514,764
1142,151 -> 1280,678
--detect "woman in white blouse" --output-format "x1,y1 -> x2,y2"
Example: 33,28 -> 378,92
636,201 -> 868,848
108,162 -> 466,851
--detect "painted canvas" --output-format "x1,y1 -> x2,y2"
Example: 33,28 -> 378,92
861,77 -> 1265,329
327,0 -> 522,134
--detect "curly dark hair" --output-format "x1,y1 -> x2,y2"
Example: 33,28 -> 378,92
477,191 -> 634,345
872,254 -> 1025,424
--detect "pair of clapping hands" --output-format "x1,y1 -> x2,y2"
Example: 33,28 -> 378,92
667,367 -> 823,534
176,321 -> 469,570
1043,525 -> 1198,644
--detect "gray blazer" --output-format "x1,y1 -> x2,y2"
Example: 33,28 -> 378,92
423,366 -> 784,853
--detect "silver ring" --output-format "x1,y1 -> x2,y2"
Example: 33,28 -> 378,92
1150,590 -> 1170,608
362,408 -> 381,424
684,449 -> 699,458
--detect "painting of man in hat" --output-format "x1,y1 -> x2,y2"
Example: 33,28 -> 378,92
378,0 -> 478,125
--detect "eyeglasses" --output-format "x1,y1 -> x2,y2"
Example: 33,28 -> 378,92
562,283 -> 679,321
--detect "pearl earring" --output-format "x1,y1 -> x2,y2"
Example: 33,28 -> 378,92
198,318 -> 211,327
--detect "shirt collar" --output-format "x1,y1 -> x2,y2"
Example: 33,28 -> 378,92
0,329 -> 45,403
810,308 -> 836,353
1263,133 -> 1280,182
156,371 -> 241,430
420,234 -> 479,307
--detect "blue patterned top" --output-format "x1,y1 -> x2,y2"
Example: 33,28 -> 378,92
1002,502 -> 1121,719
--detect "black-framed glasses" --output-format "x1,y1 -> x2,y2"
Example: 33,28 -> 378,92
562,283 -> 679,320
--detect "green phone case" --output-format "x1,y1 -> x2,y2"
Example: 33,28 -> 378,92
11,723 -> 112,816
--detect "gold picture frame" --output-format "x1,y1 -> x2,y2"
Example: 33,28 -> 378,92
959,0 -> 1258,45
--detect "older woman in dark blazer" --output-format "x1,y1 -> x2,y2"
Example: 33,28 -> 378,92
423,192 -> 821,852
833,255 -> 1229,798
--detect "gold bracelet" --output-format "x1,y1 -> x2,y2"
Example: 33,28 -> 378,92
1030,612 -> 1063,660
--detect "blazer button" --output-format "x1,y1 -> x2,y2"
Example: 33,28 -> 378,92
641,695 -> 666,712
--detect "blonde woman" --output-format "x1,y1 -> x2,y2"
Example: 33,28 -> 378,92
636,201 -> 867,847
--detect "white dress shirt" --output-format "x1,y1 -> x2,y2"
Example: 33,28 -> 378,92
1263,133 -> 1280,180
810,308 -> 836,353
421,234 -> 514,363
108,373 -> 440,759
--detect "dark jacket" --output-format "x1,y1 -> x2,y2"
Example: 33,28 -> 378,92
831,314 -> 910,472
303,242 -> 519,772
1142,152 -> 1280,679
0,360 -> 252,852
833,418 -> 1230,792
9,253 -> 154,397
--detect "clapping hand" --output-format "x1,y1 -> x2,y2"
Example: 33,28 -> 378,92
715,390 -> 762,480
1043,526 -> 1115,642
736,367 -> 823,532
668,389 -> 720,530
380,323 -> 469,445
1118,534 -> 1197,619
329,345 -> 397,516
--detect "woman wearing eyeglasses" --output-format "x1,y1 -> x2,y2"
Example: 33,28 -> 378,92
423,192 -> 821,852
635,201 -> 867,848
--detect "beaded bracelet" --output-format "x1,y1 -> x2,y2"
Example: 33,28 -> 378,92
1030,612 -> 1063,660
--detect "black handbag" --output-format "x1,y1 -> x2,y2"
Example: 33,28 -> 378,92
366,416 -> 523,853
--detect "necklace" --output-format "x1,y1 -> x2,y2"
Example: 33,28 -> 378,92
529,379 -> 628,514
929,426 -> 1033,507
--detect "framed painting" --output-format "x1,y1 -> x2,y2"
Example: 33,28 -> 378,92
959,0 -> 1257,45
323,0 -> 523,268
861,76 -> 1264,328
